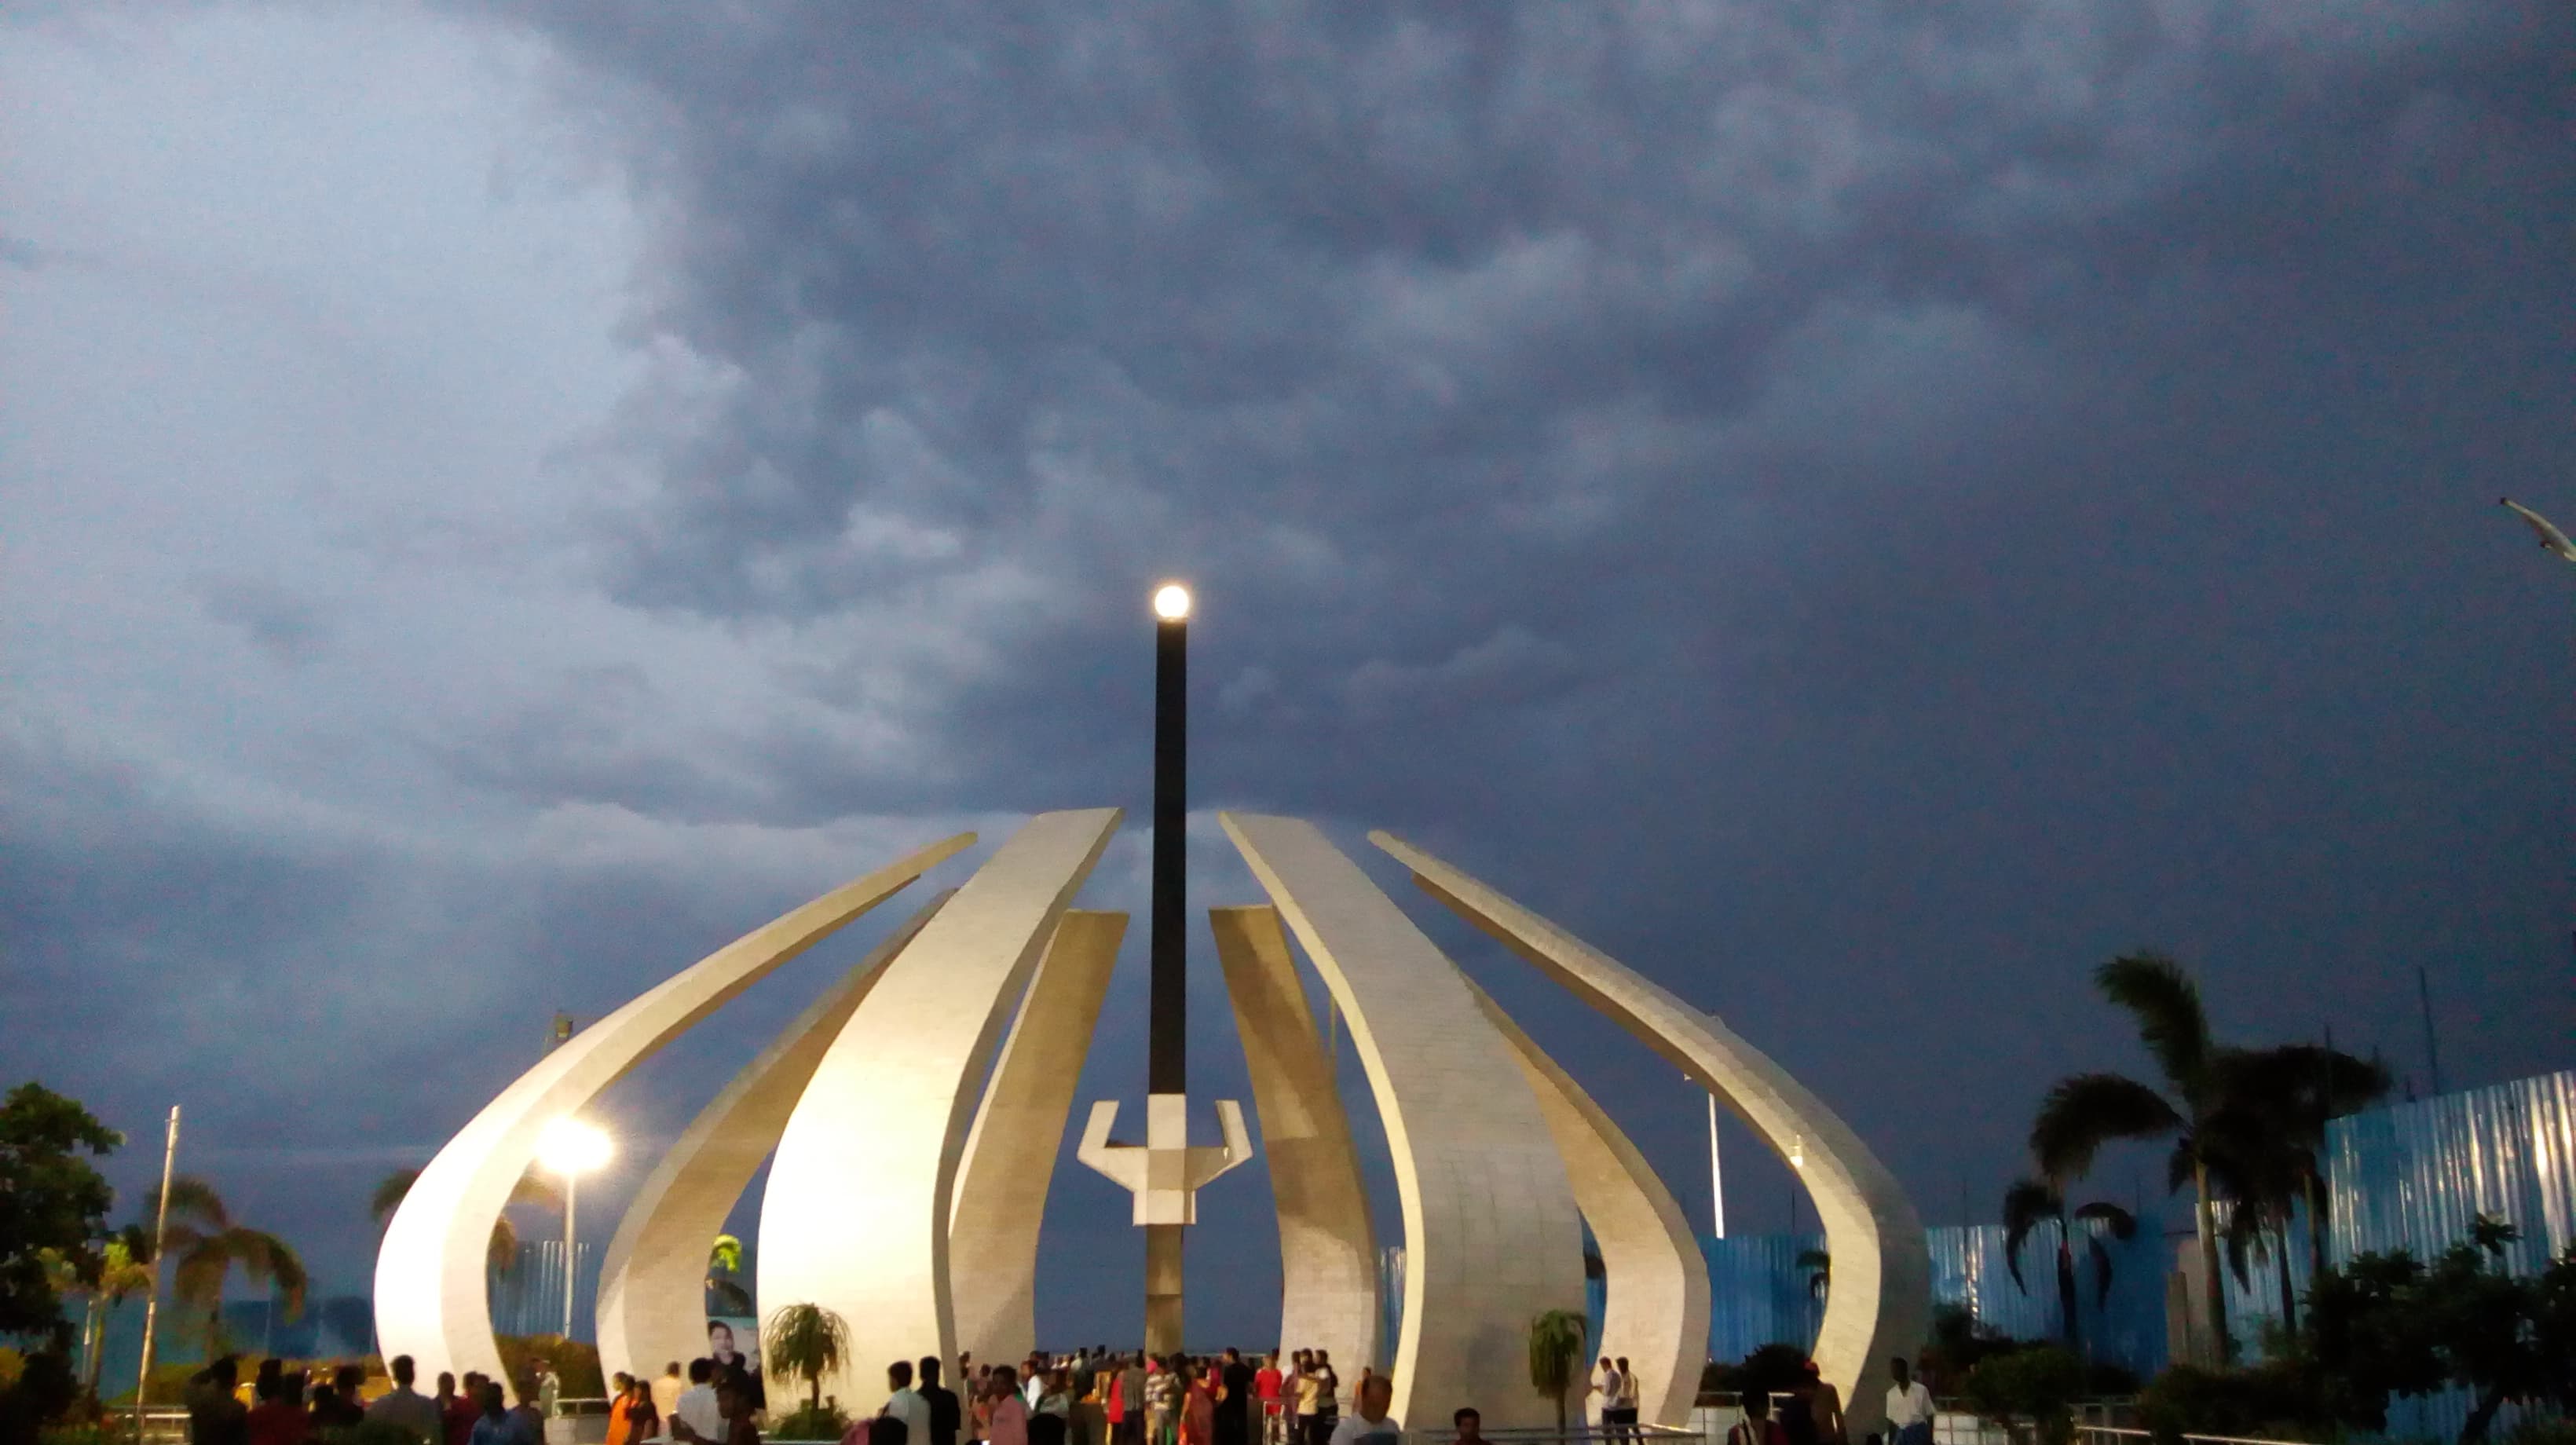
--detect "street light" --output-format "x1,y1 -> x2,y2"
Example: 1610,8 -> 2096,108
1152,583 -> 1193,620
536,1118 -> 613,1339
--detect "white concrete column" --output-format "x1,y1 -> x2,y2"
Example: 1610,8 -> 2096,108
1374,832 -> 1931,1434
593,890 -> 953,1386
758,809 -> 1122,1407
1211,905 -> 1380,1378
949,909 -> 1129,1365
1220,813 -> 1586,1430
374,832 -> 975,1385
1462,976 -> 1708,1427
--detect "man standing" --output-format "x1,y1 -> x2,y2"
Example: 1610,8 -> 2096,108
1449,1410 -> 1483,1445
188,1357 -> 250,1445
367,1356 -> 444,1444
921,1359 -> 963,1445
1320,1377 -> 1396,1445
1252,1355 -> 1283,1445
1118,1355 -> 1148,1445
1214,1350 -> 1254,1445
675,1362 -> 725,1445
986,1370 -> 1030,1445
1883,1359 -> 1934,1445
653,1365 -> 686,1430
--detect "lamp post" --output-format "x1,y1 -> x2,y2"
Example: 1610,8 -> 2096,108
536,1118 -> 613,1340
134,1106 -> 180,1418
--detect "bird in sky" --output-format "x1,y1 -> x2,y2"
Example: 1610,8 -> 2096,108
2500,498 -> 2576,566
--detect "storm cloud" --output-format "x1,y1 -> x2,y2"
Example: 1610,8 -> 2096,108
5,0 -> 2571,1346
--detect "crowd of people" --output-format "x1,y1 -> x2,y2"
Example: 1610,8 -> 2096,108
184,1338 -> 1939,1445
182,1352 -> 571,1445
573,1343 -> 1432,1445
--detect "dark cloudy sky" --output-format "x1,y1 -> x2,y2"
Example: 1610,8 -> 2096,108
5,0 -> 2572,1354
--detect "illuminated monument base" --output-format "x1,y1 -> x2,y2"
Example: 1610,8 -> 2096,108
376,816 -> 1927,1431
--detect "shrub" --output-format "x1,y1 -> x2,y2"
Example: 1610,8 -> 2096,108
770,1403 -> 851,1443
2134,1364 -> 2325,1445
1962,1346 -> 2084,1445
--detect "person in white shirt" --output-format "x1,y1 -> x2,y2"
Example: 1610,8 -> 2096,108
885,1360 -> 935,1445
1323,1377 -> 1398,1445
675,1360 -> 724,1444
1884,1358 -> 1936,1445
651,1365 -> 685,1432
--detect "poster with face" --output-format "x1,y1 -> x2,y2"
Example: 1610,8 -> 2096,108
707,1317 -> 761,1376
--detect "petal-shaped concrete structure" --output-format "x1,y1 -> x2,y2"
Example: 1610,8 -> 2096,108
949,908 -> 1129,1365
1210,905 -> 1379,1381
1462,977 -> 1707,1427
1373,832 -> 1931,1432
594,889 -> 955,1384
758,808 -> 1122,1406
374,832 -> 975,1386
1221,814 -> 1584,1429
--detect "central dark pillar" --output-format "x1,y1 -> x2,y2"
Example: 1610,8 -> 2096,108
1151,608 -> 1187,1094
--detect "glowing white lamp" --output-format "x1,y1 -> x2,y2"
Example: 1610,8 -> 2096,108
536,1118 -> 613,1339
1152,583 -> 1192,621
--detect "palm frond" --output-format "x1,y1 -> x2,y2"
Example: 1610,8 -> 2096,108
226,1230 -> 308,1319
2086,1236 -> 2117,1308
509,1174 -> 564,1213
2095,953 -> 2212,1101
2219,1200 -> 2267,1289
2071,1202 -> 2138,1239
371,1169 -> 421,1227
143,1175 -> 231,1231
488,1216 -> 521,1276
2031,1073 -> 2184,1181
2001,1179 -> 2062,1294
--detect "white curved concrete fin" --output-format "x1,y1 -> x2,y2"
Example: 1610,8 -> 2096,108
1210,904 -> 1380,1392
595,887 -> 956,1381
1459,974 -> 1709,1427
373,830 -> 977,1386
950,907 -> 1128,1364
758,807 -> 1122,1407
1220,813 -> 1585,1429
1370,830 -> 1930,1431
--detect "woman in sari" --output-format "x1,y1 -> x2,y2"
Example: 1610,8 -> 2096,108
1178,1366 -> 1214,1445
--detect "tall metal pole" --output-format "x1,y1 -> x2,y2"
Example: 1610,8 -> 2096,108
1707,1092 -> 1725,1239
1144,590 -> 1189,1351
561,1172 -> 578,1339
1151,605 -> 1187,1096
135,1106 -> 180,1417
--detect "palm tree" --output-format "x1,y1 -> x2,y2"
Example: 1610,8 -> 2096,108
2031,953 -> 2234,1363
2002,1177 -> 2138,1356
372,1167 -> 564,1275
1795,1248 -> 1831,1300
708,1235 -> 752,1315
142,1176 -> 307,1355
1528,1308 -> 1589,1436
763,1302 -> 850,1410
2197,1044 -> 2391,1334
